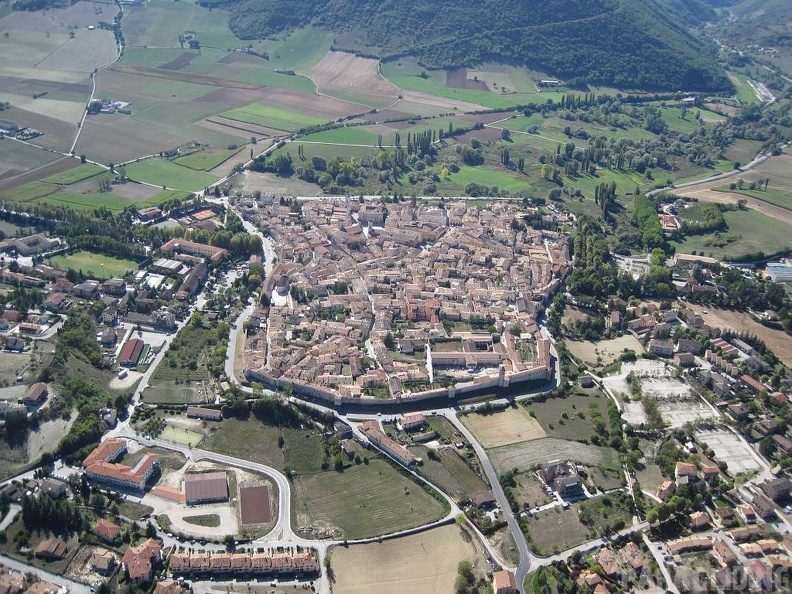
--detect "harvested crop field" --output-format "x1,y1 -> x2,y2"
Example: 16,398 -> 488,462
240,485 -> 272,525
0,2 -> 104,31
489,437 -> 620,473
331,524 -> 486,594
158,52 -> 200,70
445,69 -> 489,91
37,29 -> 118,73
0,105 -> 78,152
309,51 -> 399,98
401,90 -> 487,113
462,407 -> 545,448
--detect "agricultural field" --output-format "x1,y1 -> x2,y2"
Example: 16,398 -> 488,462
308,51 -> 399,108
292,456 -> 448,539
48,250 -> 138,277
0,141 -> 62,182
672,206 -> 792,259
220,103 -> 330,133
462,407 -> 545,448
512,472 -> 555,509
522,391 -> 613,442
488,437 -> 620,474
174,148 -> 239,171
40,164 -> 104,185
125,158 -> 217,191
331,524 -> 487,594
410,445 -> 489,503
565,335 -> 644,369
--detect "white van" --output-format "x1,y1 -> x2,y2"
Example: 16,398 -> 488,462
117,368 -> 129,380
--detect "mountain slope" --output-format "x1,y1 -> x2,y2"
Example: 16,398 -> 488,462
207,0 -> 730,91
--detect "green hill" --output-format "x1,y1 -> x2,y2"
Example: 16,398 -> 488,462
201,0 -> 731,91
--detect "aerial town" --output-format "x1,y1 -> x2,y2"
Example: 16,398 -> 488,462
1,0 -> 792,592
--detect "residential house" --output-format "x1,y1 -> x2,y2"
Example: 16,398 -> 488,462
674,353 -> 696,367
493,570 -> 518,594
689,511 -> 710,531
186,406 -> 223,421
620,542 -> 646,571
101,278 -> 127,297
677,339 -> 703,355
22,382 -> 47,407
89,550 -> 117,576
711,539 -> 738,568
675,461 -> 698,484
401,412 -> 427,432
656,480 -> 676,501
92,518 -> 121,543
34,538 -> 67,560
361,421 -> 417,467
73,282 -> 100,300
761,478 -> 792,502
469,490 -> 496,509
122,538 -> 162,582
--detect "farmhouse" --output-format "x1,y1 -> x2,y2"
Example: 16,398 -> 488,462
22,382 -> 48,407
184,472 -> 229,505
401,412 -> 427,432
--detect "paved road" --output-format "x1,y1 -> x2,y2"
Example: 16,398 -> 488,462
442,411 -> 534,586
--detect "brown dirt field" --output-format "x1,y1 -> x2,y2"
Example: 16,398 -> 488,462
195,119 -> 252,140
462,407 -> 546,448
453,127 -> 503,144
75,117 -> 184,164
202,117 -> 280,137
0,156 -> 73,193
309,51 -> 399,99
0,76 -> 91,95
353,108 -> 412,122
218,52 -> 268,65
401,90 -> 484,113
240,485 -> 272,524
678,186 -> 792,227
445,69 -> 489,91
258,88 -> 364,118
704,102 -> 739,116
158,52 -> 200,71
331,524 -> 487,594
110,64 -> 263,90
687,304 -> 792,367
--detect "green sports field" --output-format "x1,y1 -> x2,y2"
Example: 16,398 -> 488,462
48,250 -> 139,277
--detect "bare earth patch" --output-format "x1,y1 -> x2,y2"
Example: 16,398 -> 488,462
462,407 -> 546,448
309,51 -> 399,99
566,335 -> 644,368
331,524 -> 487,594
400,90 -> 485,113
688,304 -> 792,367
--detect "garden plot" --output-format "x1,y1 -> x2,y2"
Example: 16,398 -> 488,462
695,428 -> 763,476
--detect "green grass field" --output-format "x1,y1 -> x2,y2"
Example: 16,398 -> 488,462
262,27 -> 334,72
489,437 -> 620,474
183,514 -> 220,527
125,158 -> 217,191
48,250 -> 138,277
160,425 -> 204,447
410,446 -> 489,503
728,72 -> 760,104
39,190 -> 134,212
175,149 -> 239,171
221,103 -> 330,132
142,380 -> 206,404
522,392 -> 612,442
292,456 -> 448,539
673,207 -> 792,258
0,181 -> 59,202
299,127 -> 380,145
40,164 -> 105,185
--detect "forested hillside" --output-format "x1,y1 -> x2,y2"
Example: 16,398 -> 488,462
201,0 -> 731,91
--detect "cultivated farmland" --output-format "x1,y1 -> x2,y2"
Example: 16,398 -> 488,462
125,158 -> 216,191
331,524 -> 486,594
220,104 -> 330,132
308,51 -> 399,107
462,407 -> 546,448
